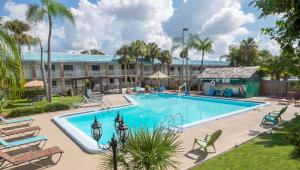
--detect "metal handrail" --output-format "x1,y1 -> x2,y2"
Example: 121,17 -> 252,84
160,113 -> 183,134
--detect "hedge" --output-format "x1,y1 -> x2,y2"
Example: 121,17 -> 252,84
23,88 -> 45,99
7,102 -> 70,118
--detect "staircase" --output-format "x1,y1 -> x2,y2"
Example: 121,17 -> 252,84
160,113 -> 184,134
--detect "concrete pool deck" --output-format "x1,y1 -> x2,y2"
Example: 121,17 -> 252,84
3,94 -> 299,170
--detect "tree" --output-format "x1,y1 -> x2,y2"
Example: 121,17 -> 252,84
251,0 -> 300,49
102,128 -> 182,170
131,40 -> 148,86
158,50 -> 172,74
171,37 -> 185,80
0,25 -> 22,90
188,35 -> 214,73
146,42 -> 161,73
26,0 -> 75,102
117,45 -> 135,87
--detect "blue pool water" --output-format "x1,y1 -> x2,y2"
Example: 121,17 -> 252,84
66,94 -> 262,144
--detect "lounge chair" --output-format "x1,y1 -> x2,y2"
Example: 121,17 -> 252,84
278,98 -> 291,105
261,106 -> 288,125
192,130 -> 222,153
83,96 -> 103,104
0,126 -> 40,137
0,116 -> 33,126
0,146 -> 63,169
295,100 -> 300,107
134,87 -> 144,94
0,135 -> 47,150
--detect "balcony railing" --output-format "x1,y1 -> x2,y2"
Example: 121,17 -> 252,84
90,70 -> 106,76
109,69 -> 122,76
64,71 -> 84,77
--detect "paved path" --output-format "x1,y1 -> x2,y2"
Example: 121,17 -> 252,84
4,95 -> 299,170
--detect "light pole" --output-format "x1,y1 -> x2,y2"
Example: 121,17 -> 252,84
182,28 -> 189,86
91,112 -> 128,170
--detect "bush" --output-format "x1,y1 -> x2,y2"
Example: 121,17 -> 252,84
144,85 -> 150,91
7,102 -> 70,118
44,102 -> 70,112
23,88 -> 45,99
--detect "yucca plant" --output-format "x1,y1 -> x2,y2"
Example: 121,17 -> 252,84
101,127 -> 182,170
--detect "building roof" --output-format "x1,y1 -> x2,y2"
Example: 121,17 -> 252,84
23,52 -> 229,66
197,66 -> 260,79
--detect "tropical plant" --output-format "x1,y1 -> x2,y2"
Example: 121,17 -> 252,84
0,25 -> 22,90
159,50 -> 172,74
102,127 -> 182,170
171,37 -> 185,80
131,40 -> 148,86
219,45 -> 239,66
188,35 -> 214,73
26,0 -> 75,102
146,42 -> 161,73
117,45 -> 135,87
0,91 -> 5,114
4,20 -> 35,53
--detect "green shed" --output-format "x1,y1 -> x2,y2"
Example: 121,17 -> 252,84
197,66 -> 261,98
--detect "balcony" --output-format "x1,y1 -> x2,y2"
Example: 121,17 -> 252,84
64,70 -> 84,77
108,69 -> 122,76
90,70 -> 106,76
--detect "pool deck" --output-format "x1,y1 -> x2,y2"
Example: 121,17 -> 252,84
4,94 -> 299,170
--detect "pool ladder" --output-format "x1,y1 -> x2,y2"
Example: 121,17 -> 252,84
161,113 -> 183,134
101,97 -> 113,112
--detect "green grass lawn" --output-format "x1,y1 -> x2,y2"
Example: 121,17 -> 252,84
2,95 -> 83,115
193,116 -> 300,170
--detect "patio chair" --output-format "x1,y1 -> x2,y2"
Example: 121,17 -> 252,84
261,106 -> 288,125
0,116 -> 33,126
0,126 -> 40,137
0,135 -> 47,150
192,130 -> 222,153
277,98 -> 291,105
83,96 -> 103,104
0,146 -> 63,169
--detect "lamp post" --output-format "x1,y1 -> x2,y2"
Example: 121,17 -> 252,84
182,28 -> 189,87
91,114 -> 128,170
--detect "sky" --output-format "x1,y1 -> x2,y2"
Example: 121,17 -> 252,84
0,0 -> 281,60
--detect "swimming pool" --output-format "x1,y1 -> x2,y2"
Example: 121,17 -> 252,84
53,94 -> 267,153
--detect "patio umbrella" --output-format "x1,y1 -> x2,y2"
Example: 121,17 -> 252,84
148,71 -> 170,87
24,80 -> 44,89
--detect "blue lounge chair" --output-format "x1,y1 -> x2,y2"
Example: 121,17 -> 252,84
159,86 -> 166,93
261,106 -> 288,125
0,135 -> 47,149
0,116 -> 33,126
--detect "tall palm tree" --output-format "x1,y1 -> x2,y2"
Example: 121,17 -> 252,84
219,45 -> 239,66
117,45 -> 135,87
26,0 -> 75,102
131,40 -> 148,86
188,34 -> 214,73
102,127 -> 182,170
159,50 -> 172,74
0,25 -> 22,90
238,37 -> 258,66
146,42 -> 161,73
3,20 -> 34,54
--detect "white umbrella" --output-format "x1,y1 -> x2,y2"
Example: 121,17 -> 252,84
148,71 -> 170,87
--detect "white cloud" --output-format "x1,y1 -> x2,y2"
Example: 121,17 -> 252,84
4,0 -> 262,60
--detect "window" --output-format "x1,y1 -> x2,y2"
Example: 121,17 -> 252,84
91,65 -> 100,71
109,78 -> 114,84
44,65 -> 55,71
170,67 -> 174,71
65,80 -> 72,85
109,65 -> 114,70
64,65 -> 73,71
129,64 -> 135,69
52,80 -> 57,86
177,67 -> 181,71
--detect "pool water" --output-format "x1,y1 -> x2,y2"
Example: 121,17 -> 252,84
65,94 -> 262,145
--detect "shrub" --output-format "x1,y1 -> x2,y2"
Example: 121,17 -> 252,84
44,102 -> 70,112
144,85 -> 150,91
7,102 -> 70,118
154,85 -> 159,91
23,88 -> 45,99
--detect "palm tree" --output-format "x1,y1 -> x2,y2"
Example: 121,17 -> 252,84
219,45 -> 239,66
171,37 -> 185,80
131,40 -> 148,86
3,20 -> 34,54
159,50 -> 172,74
117,45 -> 135,87
102,127 -> 182,170
26,0 -> 75,102
146,42 -> 161,74
238,37 -> 258,66
189,35 -> 214,73
0,25 -> 22,90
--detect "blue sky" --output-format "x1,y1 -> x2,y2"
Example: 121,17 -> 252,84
0,0 -> 280,60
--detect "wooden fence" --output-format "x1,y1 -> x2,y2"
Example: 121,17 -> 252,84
260,80 -> 288,97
